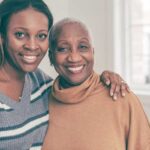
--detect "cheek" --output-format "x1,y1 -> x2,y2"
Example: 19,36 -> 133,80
7,33 -> 20,47
41,40 -> 49,53
5,41 -> 19,56
53,54 -> 66,66
53,54 -> 68,75
84,52 -> 94,63
7,37 -> 18,50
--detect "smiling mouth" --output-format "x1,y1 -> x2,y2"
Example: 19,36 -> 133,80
22,55 -> 38,64
67,65 -> 84,73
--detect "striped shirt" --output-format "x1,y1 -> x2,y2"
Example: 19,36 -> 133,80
0,69 -> 53,150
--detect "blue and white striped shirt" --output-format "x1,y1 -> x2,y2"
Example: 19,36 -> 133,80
0,69 -> 53,150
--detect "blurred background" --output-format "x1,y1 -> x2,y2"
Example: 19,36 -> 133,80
39,0 -> 150,118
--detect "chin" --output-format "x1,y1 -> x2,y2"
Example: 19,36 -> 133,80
22,66 -> 38,73
22,62 -> 40,72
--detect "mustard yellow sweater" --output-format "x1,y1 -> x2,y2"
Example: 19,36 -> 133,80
43,72 -> 150,150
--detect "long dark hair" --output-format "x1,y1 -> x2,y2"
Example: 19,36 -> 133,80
0,0 -> 53,66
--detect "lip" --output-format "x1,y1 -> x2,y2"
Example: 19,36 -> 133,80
21,55 -> 38,64
67,65 -> 84,73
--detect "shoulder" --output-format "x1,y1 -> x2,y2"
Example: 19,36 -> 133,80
28,68 -> 53,83
123,92 -> 150,148
27,68 -> 54,92
28,69 -> 54,103
124,92 -> 145,110
122,92 -> 149,122
99,89 -> 149,122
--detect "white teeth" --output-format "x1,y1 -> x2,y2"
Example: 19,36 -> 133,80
68,66 -> 83,73
23,55 -> 37,63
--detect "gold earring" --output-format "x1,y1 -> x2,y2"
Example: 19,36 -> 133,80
0,35 -> 4,67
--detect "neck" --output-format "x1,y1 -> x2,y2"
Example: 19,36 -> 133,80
0,62 -> 26,82
59,72 -> 94,89
59,78 -> 72,89
59,77 -> 84,89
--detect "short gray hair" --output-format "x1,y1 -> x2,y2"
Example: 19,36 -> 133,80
48,17 -> 93,65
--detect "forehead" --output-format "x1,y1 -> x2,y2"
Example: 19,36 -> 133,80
8,8 -> 48,31
58,22 -> 90,39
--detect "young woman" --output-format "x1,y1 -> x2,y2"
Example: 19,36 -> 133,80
0,0 -> 53,149
42,18 -> 150,150
0,0 -> 129,149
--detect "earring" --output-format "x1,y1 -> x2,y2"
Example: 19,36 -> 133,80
0,35 -> 5,67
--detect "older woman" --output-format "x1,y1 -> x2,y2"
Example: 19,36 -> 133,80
42,18 -> 150,150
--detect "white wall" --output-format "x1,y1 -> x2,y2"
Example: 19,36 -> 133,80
39,0 -> 113,78
39,0 -> 70,78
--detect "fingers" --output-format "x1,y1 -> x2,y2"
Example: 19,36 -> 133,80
101,71 -> 121,100
107,74 -> 129,100
120,81 -> 130,96
121,83 -> 126,97
111,80 -> 130,100
100,71 -> 111,86
110,82 -> 120,100
101,70 -> 130,100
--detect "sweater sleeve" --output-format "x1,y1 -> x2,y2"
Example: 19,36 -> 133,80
126,93 -> 150,150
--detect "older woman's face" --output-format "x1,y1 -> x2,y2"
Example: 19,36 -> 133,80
53,23 -> 94,87
5,7 -> 49,72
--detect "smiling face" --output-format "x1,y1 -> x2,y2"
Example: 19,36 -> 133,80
51,22 -> 94,87
4,7 -> 49,73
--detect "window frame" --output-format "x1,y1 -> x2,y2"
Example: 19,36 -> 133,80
113,0 -> 150,95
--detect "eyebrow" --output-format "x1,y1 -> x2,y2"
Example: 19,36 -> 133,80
12,27 -> 48,32
79,37 -> 90,41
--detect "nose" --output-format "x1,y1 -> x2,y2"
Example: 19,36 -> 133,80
24,37 -> 39,51
67,50 -> 82,62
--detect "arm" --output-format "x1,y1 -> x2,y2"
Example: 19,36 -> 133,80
126,93 -> 150,150
100,70 -> 130,100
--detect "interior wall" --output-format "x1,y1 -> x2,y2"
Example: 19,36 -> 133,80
39,0 -> 69,78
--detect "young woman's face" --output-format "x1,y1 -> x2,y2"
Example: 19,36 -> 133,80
53,23 -> 94,87
5,7 -> 49,72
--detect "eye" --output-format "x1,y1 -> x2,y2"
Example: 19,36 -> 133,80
79,44 -> 90,52
55,46 -> 70,53
37,33 -> 48,41
15,31 -> 25,39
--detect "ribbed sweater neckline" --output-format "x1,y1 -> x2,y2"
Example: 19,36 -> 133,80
51,72 -> 100,104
